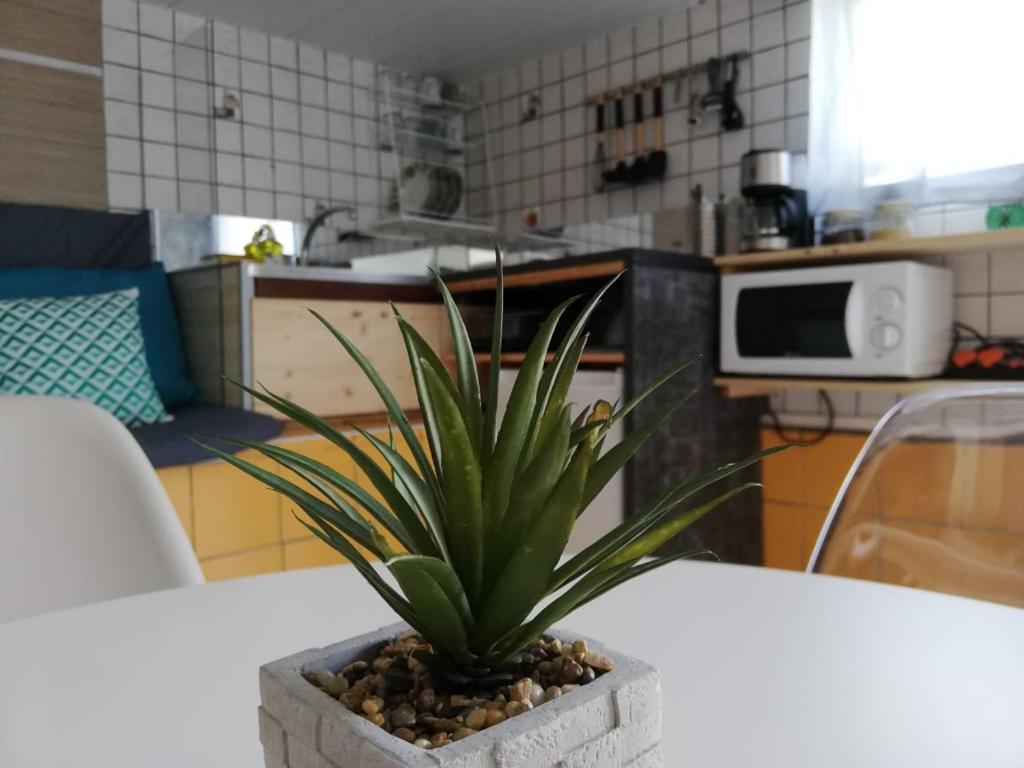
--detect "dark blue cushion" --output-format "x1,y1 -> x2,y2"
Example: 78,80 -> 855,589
0,263 -> 198,408
130,405 -> 283,468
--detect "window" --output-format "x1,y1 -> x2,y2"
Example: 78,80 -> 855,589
808,0 -> 1024,210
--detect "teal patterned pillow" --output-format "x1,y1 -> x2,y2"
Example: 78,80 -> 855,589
0,288 -> 169,426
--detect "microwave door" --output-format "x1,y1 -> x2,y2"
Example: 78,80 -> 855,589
731,281 -> 856,374
844,281 -> 865,364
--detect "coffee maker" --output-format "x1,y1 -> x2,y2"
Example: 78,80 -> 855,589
739,149 -> 812,251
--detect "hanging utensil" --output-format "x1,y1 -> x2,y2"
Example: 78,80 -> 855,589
647,76 -> 667,178
687,71 -> 703,127
720,54 -> 745,131
627,84 -> 649,184
602,89 -> 628,185
701,57 -> 724,112
591,94 -> 607,192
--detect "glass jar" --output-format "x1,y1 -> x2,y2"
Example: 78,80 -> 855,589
870,201 -> 915,240
821,209 -> 866,244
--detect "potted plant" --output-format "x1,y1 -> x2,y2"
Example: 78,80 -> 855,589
203,250 -> 782,768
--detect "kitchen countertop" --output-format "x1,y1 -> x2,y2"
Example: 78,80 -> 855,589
244,262 -> 433,287
175,259 -> 439,302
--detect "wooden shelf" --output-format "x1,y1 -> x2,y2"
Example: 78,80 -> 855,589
714,229 -> 1024,271
714,375 -> 1007,399
447,259 -> 625,293
442,351 -> 625,366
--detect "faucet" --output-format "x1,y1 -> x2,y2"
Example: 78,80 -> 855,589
296,204 -> 358,266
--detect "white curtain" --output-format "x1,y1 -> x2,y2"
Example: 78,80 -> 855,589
808,0 -> 1024,214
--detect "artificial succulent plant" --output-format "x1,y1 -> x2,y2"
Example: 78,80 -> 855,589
203,248 -> 782,669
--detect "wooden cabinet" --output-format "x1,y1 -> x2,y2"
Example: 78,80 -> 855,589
250,298 -> 447,417
0,1 -> 107,209
0,0 -> 102,66
166,265 -> 447,416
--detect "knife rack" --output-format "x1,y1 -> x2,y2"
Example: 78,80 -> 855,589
584,50 -> 750,106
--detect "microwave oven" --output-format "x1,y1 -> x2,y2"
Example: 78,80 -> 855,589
720,261 -> 953,378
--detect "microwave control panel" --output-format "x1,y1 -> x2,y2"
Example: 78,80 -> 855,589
870,286 -> 904,354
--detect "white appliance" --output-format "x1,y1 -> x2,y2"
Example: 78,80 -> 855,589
720,261 -> 953,377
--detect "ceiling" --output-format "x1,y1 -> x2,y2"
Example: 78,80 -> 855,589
146,0 -> 694,77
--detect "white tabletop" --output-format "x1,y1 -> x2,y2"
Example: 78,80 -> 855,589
1,562 -> 1022,768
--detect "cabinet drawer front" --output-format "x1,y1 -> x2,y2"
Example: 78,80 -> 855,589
251,298 -> 448,417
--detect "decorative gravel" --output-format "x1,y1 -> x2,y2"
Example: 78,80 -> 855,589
305,630 -> 615,749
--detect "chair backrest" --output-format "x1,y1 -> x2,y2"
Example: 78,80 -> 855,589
0,396 -> 203,623
809,386 -> 1024,609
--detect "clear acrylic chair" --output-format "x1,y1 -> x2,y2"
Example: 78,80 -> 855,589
808,386 -> 1024,609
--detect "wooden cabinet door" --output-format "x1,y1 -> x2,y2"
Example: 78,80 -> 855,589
250,299 -> 447,417
191,449 -> 282,559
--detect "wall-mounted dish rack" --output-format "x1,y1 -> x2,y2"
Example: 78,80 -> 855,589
373,67 -> 497,243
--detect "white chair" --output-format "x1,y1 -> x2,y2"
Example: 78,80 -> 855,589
808,385 -> 1024,609
0,396 -> 203,623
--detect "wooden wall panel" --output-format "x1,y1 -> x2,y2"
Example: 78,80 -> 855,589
0,60 -> 107,209
251,299 -> 450,417
0,0 -> 102,66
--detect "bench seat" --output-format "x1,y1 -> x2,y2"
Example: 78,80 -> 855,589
130,405 -> 283,469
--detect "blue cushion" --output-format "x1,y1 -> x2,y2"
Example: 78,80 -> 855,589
0,263 -> 198,408
131,405 -> 283,468
0,288 -> 169,426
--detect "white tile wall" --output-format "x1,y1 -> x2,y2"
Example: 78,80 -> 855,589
460,0 -> 812,234
99,0 -> 1024,425
456,0 -> 1024,428
101,0 -> 387,226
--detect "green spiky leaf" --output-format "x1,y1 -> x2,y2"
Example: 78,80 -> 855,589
206,246 -> 790,669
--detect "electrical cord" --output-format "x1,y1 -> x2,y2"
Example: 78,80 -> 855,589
768,389 -> 835,445
948,321 -> 1024,370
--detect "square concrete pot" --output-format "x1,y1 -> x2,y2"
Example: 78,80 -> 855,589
259,622 -> 663,768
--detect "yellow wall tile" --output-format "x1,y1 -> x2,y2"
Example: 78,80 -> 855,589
800,507 -> 830,566
759,429 -> 803,503
277,432 -> 415,561
157,465 -> 193,544
277,437 -> 357,541
876,441 -> 960,525
802,433 -> 866,508
762,502 -> 803,570
201,545 -> 283,582
284,537 -> 351,570
953,529 -> 1024,608
961,443 -> 1024,535
876,521 -> 962,595
192,449 -> 282,559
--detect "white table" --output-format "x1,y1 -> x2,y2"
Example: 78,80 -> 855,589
1,562 -> 1022,767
